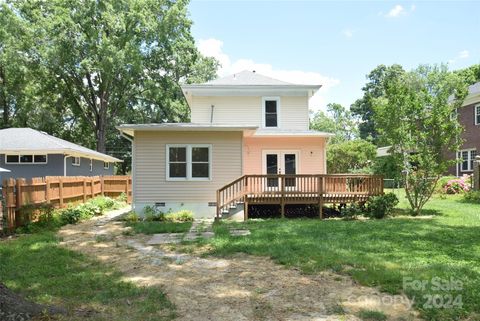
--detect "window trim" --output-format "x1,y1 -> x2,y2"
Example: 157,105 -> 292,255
458,148 -> 477,172
72,157 -> 81,167
475,104 -> 480,125
103,162 -> 110,170
262,97 -> 281,129
5,154 -> 48,165
89,159 -> 93,172
166,144 -> 212,181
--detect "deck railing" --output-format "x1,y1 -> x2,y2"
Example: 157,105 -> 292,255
216,174 -> 384,219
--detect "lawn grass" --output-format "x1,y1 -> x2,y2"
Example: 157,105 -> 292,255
202,191 -> 480,321
128,221 -> 192,234
0,232 -> 175,320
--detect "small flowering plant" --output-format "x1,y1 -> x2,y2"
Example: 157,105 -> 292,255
443,175 -> 471,194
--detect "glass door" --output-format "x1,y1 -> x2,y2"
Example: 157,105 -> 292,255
264,151 -> 298,189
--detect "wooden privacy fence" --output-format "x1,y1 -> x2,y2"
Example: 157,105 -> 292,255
1,175 -> 131,231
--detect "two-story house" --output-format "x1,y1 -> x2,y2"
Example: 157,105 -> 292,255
449,81 -> 480,176
118,71 -> 383,219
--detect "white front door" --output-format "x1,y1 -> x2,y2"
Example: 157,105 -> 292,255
263,151 -> 299,188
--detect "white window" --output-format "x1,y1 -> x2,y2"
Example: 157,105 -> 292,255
5,154 -> 47,164
72,157 -> 81,166
458,149 -> 477,172
103,162 -> 110,169
262,97 -> 280,128
166,144 -> 211,181
89,159 -> 93,171
475,105 -> 480,125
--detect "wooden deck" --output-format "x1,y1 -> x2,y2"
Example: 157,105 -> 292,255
216,174 -> 384,219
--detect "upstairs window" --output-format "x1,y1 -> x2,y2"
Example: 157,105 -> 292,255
167,144 -> 211,180
104,162 -> 110,169
263,97 -> 279,128
459,149 -> 477,172
475,105 -> 480,125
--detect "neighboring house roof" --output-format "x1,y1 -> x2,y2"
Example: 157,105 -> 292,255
181,70 -> 321,98
0,128 -> 121,162
377,146 -> 392,157
461,81 -> 480,106
117,123 -> 259,136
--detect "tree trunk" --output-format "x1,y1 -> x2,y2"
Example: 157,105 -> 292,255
0,65 -> 9,128
96,94 -> 108,153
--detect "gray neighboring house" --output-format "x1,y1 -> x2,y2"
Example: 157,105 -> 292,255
0,128 -> 121,180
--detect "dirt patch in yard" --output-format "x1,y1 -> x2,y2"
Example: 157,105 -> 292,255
58,217 -> 422,321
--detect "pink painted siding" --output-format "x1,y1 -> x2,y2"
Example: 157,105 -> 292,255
243,136 -> 327,174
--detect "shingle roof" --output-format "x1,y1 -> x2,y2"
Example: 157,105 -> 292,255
204,70 -> 293,86
468,81 -> 480,95
0,128 -> 121,162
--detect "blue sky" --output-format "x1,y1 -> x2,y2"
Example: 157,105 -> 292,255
188,1 -> 480,112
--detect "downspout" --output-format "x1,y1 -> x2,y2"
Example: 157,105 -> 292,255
210,105 -> 215,123
64,155 -> 72,176
120,131 -> 134,209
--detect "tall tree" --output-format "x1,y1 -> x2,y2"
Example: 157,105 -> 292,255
373,64 -> 467,215
310,103 -> 357,144
351,64 -> 405,143
455,64 -> 480,86
9,0 -> 217,152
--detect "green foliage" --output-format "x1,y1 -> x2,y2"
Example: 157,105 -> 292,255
366,193 -> 399,219
2,0 -> 218,157
372,155 -> 402,181
327,139 -> 377,173
373,64 -> 468,215
117,192 -> 128,203
164,210 -> 194,222
0,232 -> 175,319
141,206 -> 194,222
339,203 -> 364,220
464,190 -> 480,203
357,310 -> 387,321
310,103 -> 358,144
351,64 -> 406,143
454,64 -> 480,86
124,211 -> 140,223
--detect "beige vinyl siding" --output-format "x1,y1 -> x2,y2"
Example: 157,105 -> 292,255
133,131 -> 242,203
191,96 -> 309,130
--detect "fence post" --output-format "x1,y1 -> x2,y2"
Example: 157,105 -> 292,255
100,176 -> 105,196
474,156 -> 480,191
59,177 -> 64,207
83,177 -> 87,202
91,178 -> 95,199
45,177 -> 51,204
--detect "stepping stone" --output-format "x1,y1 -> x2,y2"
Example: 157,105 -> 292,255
229,229 -> 251,236
147,233 -> 183,245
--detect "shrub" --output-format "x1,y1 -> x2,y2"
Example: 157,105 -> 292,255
464,190 -> 480,203
117,192 -> 127,203
435,176 -> 457,194
443,175 -> 471,194
59,206 -> 83,224
89,196 -> 119,211
164,210 -> 194,222
340,203 -> 364,220
366,193 -> 399,219
124,211 -> 140,223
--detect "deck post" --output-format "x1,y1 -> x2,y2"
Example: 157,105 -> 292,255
318,176 -> 323,219
216,190 -> 220,220
244,200 -> 249,221
280,175 -> 285,218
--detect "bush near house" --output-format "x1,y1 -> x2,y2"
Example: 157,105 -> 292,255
124,208 -> 194,234
16,196 -> 126,233
443,175 -> 471,194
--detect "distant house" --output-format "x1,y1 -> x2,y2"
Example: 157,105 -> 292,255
448,82 -> 480,176
0,128 -> 121,179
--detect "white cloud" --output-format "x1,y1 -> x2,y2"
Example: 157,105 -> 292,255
342,29 -> 354,38
197,38 -> 340,111
449,50 -> 471,64
386,5 -> 405,17
459,50 -> 470,59
410,4 -> 416,11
